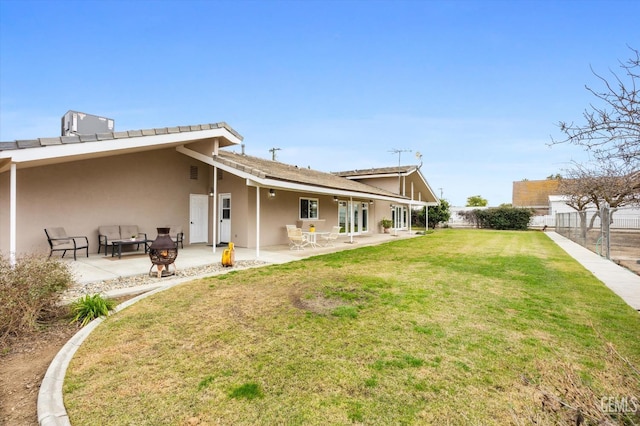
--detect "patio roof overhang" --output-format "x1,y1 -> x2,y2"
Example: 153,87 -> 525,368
244,177 -> 430,206
0,124 -> 242,173
176,146 -> 432,206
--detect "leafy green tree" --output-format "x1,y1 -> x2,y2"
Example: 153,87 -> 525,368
427,199 -> 451,229
466,195 -> 488,207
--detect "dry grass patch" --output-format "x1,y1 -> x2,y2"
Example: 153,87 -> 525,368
64,230 -> 640,425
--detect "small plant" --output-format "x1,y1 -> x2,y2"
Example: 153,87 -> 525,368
70,294 -> 116,326
380,218 -> 393,230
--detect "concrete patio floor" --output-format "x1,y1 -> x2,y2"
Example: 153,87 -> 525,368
62,231 -> 420,285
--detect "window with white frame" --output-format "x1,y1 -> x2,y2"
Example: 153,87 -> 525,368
300,198 -> 319,220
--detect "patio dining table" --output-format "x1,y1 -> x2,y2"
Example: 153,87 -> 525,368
302,231 -> 329,248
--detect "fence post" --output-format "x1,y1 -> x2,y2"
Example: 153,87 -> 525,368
600,203 -> 611,259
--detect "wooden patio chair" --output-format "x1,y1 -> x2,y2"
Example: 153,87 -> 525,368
44,227 -> 89,260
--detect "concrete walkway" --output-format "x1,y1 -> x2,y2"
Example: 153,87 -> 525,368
545,231 -> 640,311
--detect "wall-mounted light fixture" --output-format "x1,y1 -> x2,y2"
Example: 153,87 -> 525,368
369,200 -> 374,205
269,188 -> 276,198
333,196 -> 338,202
209,188 -> 214,197
390,204 -> 395,210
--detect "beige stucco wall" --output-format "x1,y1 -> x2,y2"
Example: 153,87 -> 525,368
213,185 -> 351,249
358,175 -> 433,201
1,144 -> 432,257
0,147 -> 211,256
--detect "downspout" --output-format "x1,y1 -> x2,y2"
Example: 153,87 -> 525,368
256,186 -> 260,258
10,162 -> 16,266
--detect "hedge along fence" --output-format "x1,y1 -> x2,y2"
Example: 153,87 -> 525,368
458,207 -> 534,230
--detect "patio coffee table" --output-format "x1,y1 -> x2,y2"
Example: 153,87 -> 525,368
110,239 -> 152,259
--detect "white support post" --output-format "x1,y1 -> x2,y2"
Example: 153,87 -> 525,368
256,186 -> 260,258
410,182 -> 414,234
212,165 -> 217,254
425,205 -> 429,231
10,163 -> 17,266
349,196 -> 354,243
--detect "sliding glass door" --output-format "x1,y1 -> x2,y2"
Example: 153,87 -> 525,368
391,205 -> 408,229
338,201 -> 369,235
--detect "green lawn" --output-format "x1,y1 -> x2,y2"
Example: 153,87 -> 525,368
64,229 -> 640,425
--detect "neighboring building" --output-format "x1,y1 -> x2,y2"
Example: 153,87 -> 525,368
512,179 -> 562,215
0,119 -> 439,259
548,195 -> 579,216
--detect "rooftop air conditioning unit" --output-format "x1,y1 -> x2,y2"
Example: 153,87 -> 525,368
61,110 -> 114,136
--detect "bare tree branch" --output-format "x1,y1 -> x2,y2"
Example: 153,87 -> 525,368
552,46 -> 640,168
560,159 -> 640,211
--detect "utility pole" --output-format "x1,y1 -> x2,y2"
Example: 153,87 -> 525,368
389,149 -> 411,194
269,147 -> 281,161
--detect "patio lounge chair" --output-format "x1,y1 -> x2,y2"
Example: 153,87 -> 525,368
287,227 -> 309,250
166,225 -> 184,248
319,226 -> 341,247
286,225 -> 298,249
44,227 -> 89,260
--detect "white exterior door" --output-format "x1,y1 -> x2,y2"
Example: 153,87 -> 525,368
189,194 -> 209,243
392,205 -> 407,229
219,193 -> 231,244
338,201 -> 369,235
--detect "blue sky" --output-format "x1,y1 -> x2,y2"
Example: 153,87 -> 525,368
1,0 -> 638,206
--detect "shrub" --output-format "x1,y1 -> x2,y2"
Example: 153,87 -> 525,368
70,294 -> 116,326
460,207 -> 534,230
427,199 -> 451,229
0,253 -> 74,345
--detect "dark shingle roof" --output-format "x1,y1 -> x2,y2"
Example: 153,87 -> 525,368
215,151 -> 406,198
0,122 -> 242,152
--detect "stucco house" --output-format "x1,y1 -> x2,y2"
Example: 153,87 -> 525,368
0,120 -> 439,261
